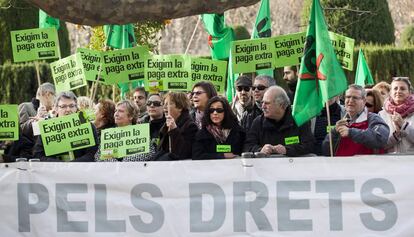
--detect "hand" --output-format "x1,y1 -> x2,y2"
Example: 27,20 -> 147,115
223,153 -> 236,159
336,125 -> 349,137
260,144 -> 274,155
273,144 -> 287,155
32,106 -> 48,121
165,115 -> 177,131
391,111 -> 404,129
336,118 -> 348,127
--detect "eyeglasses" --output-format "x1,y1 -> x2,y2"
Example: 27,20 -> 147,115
252,85 -> 267,91
146,101 -> 162,107
58,104 -> 76,109
345,95 -> 363,101
208,108 -> 225,114
365,102 -> 373,108
191,91 -> 206,97
236,86 -> 251,92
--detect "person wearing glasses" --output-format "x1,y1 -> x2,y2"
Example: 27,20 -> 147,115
192,96 -> 245,159
33,91 -> 99,162
155,92 -> 198,160
189,82 -> 218,129
379,77 -> 414,153
241,75 -> 276,132
231,75 -> 254,122
322,85 -> 389,156
244,86 -> 314,157
140,93 -> 166,153
365,89 -> 384,114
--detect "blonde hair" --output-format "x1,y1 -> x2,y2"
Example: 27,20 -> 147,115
77,96 -> 94,111
116,100 -> 139,125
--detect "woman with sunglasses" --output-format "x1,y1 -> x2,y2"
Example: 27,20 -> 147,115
190,81 -> 218,129
379,77 -> 414,153
365,89 -> 384,114
193,96 -> 245,159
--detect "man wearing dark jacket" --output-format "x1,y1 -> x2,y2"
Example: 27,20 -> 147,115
244,86 -> 314,157
33,91 -> 98,162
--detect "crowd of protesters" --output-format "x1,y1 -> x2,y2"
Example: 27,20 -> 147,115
1,72 -> 413,162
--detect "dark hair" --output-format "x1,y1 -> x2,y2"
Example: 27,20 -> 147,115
95,99 -> 115,129
366,89 -> 384,113
192,81 -> 218,99
133,87 -> 148,99
202,96 -> 238,129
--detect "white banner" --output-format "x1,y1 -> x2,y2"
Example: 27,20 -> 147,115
0,156 -> 413,236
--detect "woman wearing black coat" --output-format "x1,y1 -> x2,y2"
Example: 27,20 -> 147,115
192,96 -> 245,159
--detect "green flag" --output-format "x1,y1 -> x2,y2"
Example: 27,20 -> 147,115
292,0 -> 348,126
226,50 -> 239,102
39,9 -> 60,29
201,14 -> 235,60
103,24 -> 136,49
251,0 -> 273,77
251,0 -> 271,39
355,49 -> 374,87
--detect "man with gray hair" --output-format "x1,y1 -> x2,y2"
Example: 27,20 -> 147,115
241,75 -> 276,132
33,91 -> 98,162
244,86 -> 314,157
322,84 -> 389,156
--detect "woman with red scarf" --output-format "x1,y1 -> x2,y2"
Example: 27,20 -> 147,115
379,77 -> 414,153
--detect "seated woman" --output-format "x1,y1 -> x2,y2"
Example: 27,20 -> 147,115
192,96 -> 245,159
95,100 -> 153,162
94,99 -> 116,138
379,77 -> 414,153
155,92 -> 198,160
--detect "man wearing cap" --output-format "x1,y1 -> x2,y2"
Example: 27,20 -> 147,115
231,75 -> 254,123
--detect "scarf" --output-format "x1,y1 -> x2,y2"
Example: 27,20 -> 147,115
384,94 -> 414,118
206,124 -> 231,144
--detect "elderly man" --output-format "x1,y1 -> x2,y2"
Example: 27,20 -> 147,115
322,84 -> 389,156
241,75 -> 276,132
33,91 -> 98,162
244,86 -> 314,157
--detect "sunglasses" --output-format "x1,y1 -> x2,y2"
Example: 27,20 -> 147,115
146,101 -> 162,107
236,86 -> 251,92
208,108 -> 225,114
252,85 -> 267,91
191,91 -> 206,97
365,102 -> 373,108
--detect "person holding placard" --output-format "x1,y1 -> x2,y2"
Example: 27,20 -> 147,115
192,96 -> 245,159
155,92 -> 198,161
379,77 -> 414,153
95,100 -> 153,162
190,82 -> 217,129
33,91 -> 99,162
140,94 -> 166,149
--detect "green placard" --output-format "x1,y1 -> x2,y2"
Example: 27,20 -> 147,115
191,57 -> 227,94
273,32 -> 307,68
0,105 -> 19,141
10,27 -> 60,63
39,112 -> 96,156
328,31 -> 355,71
50,53 -> 87,93
231,37 -> 274,74
102,46 -> 149,85
284,136 -> 300,145
216,144 -> 231,153
272,31 -> 354,71
145,54 -> 191,92
77,48 -> 105,83
100,124 -> 150,159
